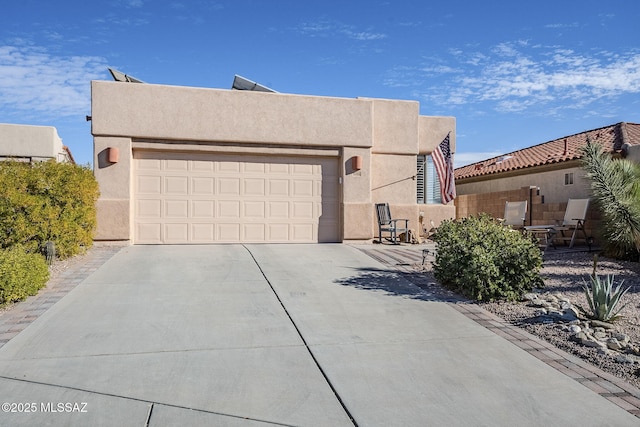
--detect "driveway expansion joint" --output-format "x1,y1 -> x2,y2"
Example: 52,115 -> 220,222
242,245 -> 359,427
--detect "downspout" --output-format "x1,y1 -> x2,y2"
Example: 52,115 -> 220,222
529,187 -> 533,226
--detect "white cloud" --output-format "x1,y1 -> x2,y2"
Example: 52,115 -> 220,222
126,0 -> 144,7
454,151 -> 503,168
0,45 -> 108,120
347,31 -> 387,41
296,19 -> 386,41
545,22 -> 579,29
413,42 -> 640,114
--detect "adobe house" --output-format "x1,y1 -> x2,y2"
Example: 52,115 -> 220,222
0,123 -> 75,163
454,122 -> 640,239
91,78 -> 455,244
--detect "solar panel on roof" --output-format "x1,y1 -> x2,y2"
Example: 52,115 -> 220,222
108,68 -> 145,83
231,75 -> 277,93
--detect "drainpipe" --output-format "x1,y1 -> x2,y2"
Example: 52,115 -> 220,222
528,186 -> 538,226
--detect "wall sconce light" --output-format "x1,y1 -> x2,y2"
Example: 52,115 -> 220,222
108,147 -> 120,163
351,155 -> 362,171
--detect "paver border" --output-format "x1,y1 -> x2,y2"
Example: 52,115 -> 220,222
0,245 -> 123,350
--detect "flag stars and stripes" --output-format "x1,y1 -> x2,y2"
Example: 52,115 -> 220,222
432,133 -> 456,204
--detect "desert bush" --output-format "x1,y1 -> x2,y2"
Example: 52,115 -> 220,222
0,160 -> 99,259
0,245 -> 49,306
432,214 -> 543,301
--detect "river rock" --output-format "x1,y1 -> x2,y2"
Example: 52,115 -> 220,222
590,319 -> 616,330
568,325 -> 581,334
594,331 -> 609,340
614,333 -> 630,343
616,354 -> 637,364
607,338 -> 623,351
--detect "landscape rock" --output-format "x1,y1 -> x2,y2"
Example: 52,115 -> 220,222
517,290 -> 640,365
568,325 -> 581,334
590,319 -> 616,330
616,354 -> 637,364
594,331 -> 609,340
607,338 -> 623,351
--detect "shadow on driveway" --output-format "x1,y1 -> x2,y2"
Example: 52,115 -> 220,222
333,266 -> 465,303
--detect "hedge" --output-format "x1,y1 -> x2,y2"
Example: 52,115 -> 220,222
0,160 -> 100,259
0,245 -> 49,305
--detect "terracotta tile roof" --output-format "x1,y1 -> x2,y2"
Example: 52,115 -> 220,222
63,146 -> 76,164
455,122 -> 640,180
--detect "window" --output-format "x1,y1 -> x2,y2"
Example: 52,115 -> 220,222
564,172 -> 574,185
417,155 -> 441,204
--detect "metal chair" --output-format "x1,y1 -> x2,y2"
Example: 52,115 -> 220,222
553,198 -> 590,248
525,198 -> 590,248
375,203 -> 409,244
499,201 -> 527,229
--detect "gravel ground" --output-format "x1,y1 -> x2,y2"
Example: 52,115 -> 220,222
417,249 -> 640,389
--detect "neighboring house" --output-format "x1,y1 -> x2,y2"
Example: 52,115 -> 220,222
453,122 -> 640,239
455,122 -> 640,204
0,123 -> 75,164
91,79 -> 456,244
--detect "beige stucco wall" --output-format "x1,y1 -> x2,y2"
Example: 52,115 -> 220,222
456,163 -> 591,204
0,123 -> 68,162
419,116 -> 455,154
92,82 -> 373,148
92,80 -> 456,243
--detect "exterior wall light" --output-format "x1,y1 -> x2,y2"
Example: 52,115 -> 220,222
108,147 -> 120,163
352,155 -> 362,171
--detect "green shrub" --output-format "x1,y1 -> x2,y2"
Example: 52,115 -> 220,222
0,245 -> 49,305
0,161 -> 99,259
432,214 -> 543,301
575,274 -> 630,322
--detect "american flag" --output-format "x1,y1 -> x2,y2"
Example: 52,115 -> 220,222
432,133 -> 456,204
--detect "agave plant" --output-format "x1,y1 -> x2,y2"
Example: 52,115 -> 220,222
576,274 -> 631,322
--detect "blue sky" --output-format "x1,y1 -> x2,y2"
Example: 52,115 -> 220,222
1,0 -> 639,167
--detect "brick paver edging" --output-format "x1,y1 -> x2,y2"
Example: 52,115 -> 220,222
0,245 -> 123,350
356,244 -> 640,419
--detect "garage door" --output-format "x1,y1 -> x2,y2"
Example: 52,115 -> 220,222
133,151 -> 340,244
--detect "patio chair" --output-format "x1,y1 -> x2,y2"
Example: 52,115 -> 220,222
553,198 -> 590,248
525,198 -> 590,249
499,201 -> 527,229
375,203 -> 409,244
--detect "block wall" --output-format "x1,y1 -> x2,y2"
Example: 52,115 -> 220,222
455,186 -> 601,245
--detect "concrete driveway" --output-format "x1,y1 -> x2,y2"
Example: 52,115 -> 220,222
0,244 -> 638,426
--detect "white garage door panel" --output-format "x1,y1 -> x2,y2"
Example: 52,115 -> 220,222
133,151 -> 340,244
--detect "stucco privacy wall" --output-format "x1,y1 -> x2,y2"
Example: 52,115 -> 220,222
0,123 -> 66,162
456,163 -> 590,204
91,80 -> 455,243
